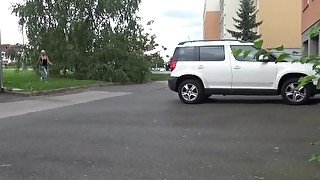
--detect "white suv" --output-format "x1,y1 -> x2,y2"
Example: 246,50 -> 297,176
168,40 -> 320,105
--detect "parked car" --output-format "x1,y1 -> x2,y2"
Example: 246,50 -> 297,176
168,40 -> 320,105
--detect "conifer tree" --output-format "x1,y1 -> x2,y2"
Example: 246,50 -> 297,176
227,0 -> 262,42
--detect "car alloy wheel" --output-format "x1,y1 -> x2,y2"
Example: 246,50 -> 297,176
181,83 -> 199,102
285,82 -> 306,103
281,78 -> 312,105
178,79 -> 204,104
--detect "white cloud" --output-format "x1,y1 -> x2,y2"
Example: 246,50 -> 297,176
0,0 -> 24,45
139,0 -> 204,60
0,0 -> 204,60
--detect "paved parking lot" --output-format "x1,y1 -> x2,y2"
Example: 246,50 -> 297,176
0,81 -> 319,179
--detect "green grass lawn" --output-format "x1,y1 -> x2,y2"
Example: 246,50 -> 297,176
150,73 -> 170,81
3,69 -> 101,92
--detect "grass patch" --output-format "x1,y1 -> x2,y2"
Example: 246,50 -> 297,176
150,73 -> 170,81
3,70 -> 101,92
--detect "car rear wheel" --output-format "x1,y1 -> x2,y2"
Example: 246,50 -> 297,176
281,78 -> 312,105
178,79 -> 204,104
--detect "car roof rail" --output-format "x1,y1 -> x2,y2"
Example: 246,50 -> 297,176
178,39 -> 249,45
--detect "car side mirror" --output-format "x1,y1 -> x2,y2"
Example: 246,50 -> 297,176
258,55 -> 270,62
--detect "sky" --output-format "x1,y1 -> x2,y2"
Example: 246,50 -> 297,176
139,0 -> 204,59
0,0 -> 24,44
0,0 -> 204,60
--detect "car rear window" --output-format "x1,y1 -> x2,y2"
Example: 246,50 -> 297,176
173,47 -> 195,61
199,46 -> 225,61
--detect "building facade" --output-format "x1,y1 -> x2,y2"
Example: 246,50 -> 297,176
203,0 -> 301,52
203,0 -> 241,39
203,0 -> 221,39
219,0 -> 241,39
0,44 -> 12,54
302,0 -> 320,57
256,0 -> 301,52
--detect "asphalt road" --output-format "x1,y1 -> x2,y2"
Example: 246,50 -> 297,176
0,81 -> 319,180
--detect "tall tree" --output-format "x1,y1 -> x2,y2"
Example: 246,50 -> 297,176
12,0 -> 158,83
227,0 -> 262,42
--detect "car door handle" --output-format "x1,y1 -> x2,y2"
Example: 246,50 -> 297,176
233,66 -> 241,70
198,65 -> 204,69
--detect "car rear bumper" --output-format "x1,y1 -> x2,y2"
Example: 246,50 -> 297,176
168,77 -> 178,92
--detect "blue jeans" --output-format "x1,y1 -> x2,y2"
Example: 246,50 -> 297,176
40,66 -> 48,79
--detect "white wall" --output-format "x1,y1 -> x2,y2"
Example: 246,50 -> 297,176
204,0 -> 221,11
204,0 -> 243,39
221,0 -> 241,39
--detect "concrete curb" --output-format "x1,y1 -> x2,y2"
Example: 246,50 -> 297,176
4,83 -> 116,97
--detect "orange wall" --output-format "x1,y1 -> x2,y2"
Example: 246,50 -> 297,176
302,0 -> 320,33
257,0 -> 301,48
203,11 -> 221,40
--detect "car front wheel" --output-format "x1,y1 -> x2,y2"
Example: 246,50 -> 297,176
281,78 -> 312,105
178,79 -> 204,104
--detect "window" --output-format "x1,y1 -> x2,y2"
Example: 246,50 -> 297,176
231,45 -> 259,61
302,40 -> 309,57
231,45 -> 276,62
199,46 -> 225,61
310,35 -> 319,56
174,47 -> 194,61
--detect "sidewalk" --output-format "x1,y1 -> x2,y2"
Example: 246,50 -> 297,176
0,81 -> 116,104
0,92 -> 29,103
0,91 -> 130,119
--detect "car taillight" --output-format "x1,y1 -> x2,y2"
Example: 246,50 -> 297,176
170,60 -> 177,71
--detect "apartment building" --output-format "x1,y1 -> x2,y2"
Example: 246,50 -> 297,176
302,0 -> 320,57
203,0 -> 221,39
203,0 -> 241,39
219,0 -> 241,39
256,0 -> 301,52
203,0 -> 301,52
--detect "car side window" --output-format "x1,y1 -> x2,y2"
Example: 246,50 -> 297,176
231,45 -> 258,62
175,47 -> 195,61
199,46 -> 225,61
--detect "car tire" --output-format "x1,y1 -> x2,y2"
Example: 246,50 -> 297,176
281,78 -> 312,105
178,79 -> 204,104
